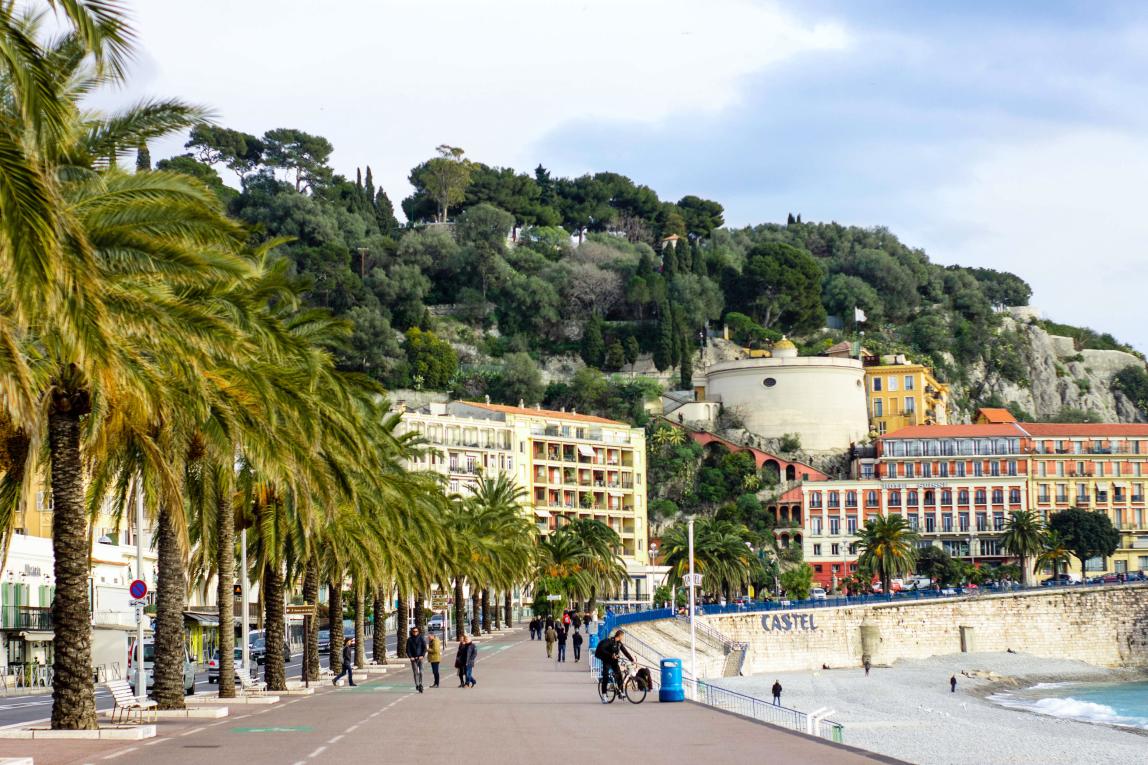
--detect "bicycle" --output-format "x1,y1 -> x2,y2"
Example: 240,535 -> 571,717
597,659 -> 648,704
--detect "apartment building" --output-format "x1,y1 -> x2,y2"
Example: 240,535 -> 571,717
864,358 -> 949,435
396,400 -> 649,565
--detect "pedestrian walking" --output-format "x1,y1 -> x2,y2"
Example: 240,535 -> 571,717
406,626 -> 428,693
556,624 -> 568,662
332,638 -> 356,687
427,632 -> 442,688
950,675 -> 957,693
863,657 -> 871,676
455,636 -> 469,687
771,680 -> 782,705
572,630 -> 583,662
544,624 -> 557,658
529,616 -> 539,640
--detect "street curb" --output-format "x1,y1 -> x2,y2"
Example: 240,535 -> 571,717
187,694 -> 279,705
104,706 -> 228,719
0,757 -> 34,764
0,724 -> 156,740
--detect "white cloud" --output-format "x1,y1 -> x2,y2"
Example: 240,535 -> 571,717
123,0 -> 847,206
915,129 -> 1148,352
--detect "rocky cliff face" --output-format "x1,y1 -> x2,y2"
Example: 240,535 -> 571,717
954,317 -> 1146,423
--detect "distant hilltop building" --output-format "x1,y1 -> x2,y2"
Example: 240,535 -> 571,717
824,343 -> 950,435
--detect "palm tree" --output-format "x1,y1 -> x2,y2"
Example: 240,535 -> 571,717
1036,530 -> 1071,581
1001,510 -> 1045,586
560,518 -> 626,612
856,515 -> 919,595
661,517 -> 762,601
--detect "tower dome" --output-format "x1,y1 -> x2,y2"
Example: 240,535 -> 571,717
772,336 -> 798,358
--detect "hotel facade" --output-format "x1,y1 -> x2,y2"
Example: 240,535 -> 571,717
799,412 -> 1148,588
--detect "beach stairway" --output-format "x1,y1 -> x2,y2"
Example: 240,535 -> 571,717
626,617 -> 746,678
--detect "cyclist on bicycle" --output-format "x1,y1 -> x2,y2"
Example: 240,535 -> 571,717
594,629 -> 635,698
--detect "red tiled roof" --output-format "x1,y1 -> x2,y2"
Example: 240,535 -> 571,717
882,423 -> 1025,439
976,407 -> 1016,423
457,401 -> 623,426
1022,423 -> 1148,437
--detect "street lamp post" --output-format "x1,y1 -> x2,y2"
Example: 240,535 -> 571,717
688,517 -> 697,682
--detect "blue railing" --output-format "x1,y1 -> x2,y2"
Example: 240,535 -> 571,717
603,607 -> 673,635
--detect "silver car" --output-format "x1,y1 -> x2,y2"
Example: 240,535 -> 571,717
129,639 -> 195,696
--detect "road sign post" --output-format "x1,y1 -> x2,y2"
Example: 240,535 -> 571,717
285,604 -> 316,688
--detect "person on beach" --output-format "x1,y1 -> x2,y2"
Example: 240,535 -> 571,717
950,675 -> 957,693
572,629 -> 584,662
863,657 -> 871,676
406,626 -> 428,693
332,637 -> 356,687
427,632 -> 442,688
772,680 -> 782,705
545,623 -> 557,658
556,623 -> 568,662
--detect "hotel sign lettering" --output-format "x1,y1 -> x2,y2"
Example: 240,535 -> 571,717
761,612 -> 818,632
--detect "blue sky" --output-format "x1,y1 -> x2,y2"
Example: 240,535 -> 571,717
127,1 -> 1148,351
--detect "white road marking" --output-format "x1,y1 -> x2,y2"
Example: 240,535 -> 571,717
327,734 -> 343,744
344,724 -> 358,732
307,745 -> 327,758
180,725 -> 206,736
101,747 -> 138,760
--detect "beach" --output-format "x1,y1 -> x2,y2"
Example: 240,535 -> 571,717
714,652 -> 1147,765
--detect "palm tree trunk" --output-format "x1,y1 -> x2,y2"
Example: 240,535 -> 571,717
505,591 -> 514,627
469,592 -> 480,636
353,581 -> 366,668
492,591 -> 501,630
453,578 -> 466,638
263,561 -> 287,691
154,504 -> 187,710
48,407 -> 97,730
328,578 -> 343,674
396,593 -> 409,658
216,488 -> 237,697
414,591 -> 427,633
372,585 -> 388,664
302,560 -> 319,681
481,589 -> 492,634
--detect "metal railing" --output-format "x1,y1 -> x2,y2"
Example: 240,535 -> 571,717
0,605 -> 52,630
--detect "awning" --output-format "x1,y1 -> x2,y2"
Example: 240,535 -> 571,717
577,445 -> 595,458
533,508 -> 551,518
607,490 -> 625,497
184,612 -> 220,626
18,631 -> 53,641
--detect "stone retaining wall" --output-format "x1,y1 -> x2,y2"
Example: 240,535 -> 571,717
702,584 -> 1148,674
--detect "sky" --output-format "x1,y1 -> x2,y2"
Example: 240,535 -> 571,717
116,1 -> 1148,351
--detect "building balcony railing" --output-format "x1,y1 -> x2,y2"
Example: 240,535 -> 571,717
1,606 -> 52,631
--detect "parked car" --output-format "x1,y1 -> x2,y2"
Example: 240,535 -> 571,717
249,637 -> 292,664
128,638 -> 195,696
1125,571 -> 1147,582
810,588 -> 827,600
1041,573 -> 1081,586
207,648 -> 248,684
318,629 -> 331,652
427,614 -> 445,633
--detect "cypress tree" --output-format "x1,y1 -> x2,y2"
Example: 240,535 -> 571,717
624,336 -> 639,369
662,243 -> 678,276
653,303 -> 673,371
679,330 -> 694,389
581,315 -> 606,368
677,238 -> 692,273
605,341 -> 625,371
691,240 -> 707,277
135,141 -> 151,172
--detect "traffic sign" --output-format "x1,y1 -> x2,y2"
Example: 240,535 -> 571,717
545,594 -> 562,601
683,573 -> 703,588
129,579 -> 148,600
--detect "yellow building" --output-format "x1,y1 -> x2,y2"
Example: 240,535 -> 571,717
396,400 -> 649,564
864,356 -> 949,435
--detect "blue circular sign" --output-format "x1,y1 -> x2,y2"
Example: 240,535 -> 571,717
129,579 -> 148,600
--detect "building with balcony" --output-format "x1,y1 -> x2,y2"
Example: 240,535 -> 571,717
796,414 -> 1148,588
396,399 -> 650,566
863,356 -> 949,435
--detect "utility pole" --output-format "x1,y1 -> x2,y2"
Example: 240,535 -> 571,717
241,528 -> 250,678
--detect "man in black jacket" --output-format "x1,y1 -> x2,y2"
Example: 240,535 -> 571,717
594,630 -> 634,698
406,627 -> 428,693
332,638 -> 356,687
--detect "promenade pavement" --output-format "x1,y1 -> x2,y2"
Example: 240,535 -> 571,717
6,628 -> 895,765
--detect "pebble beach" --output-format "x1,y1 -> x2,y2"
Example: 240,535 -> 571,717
715,652 -> 1147,765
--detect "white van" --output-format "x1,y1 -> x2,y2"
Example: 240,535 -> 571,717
128,638 -> 195,696
810,587 -> 828,600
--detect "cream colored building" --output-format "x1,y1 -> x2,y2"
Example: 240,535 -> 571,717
693,339 -> 869,452
396,400 -> 649,564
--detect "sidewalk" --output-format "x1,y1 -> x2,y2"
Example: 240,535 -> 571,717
7,627 -> 895,765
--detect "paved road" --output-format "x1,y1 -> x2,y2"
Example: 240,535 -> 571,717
0,634 -> 400,728
6,628 -> 895,765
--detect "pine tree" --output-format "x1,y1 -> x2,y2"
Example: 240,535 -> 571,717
581,316 -> 606,368
670,305 -> 684,368
653,303 -> 673,372
605,341 -> 625,371
135,141 -> 151,172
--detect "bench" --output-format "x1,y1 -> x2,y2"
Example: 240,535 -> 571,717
106,679 -> 157,724
238,671 -> 270,695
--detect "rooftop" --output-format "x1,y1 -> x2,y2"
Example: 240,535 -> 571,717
882,420 -> 1148,440
976,407 -> 1017,424
455,400 -> 625,426
1021,423 -> 1148,437
882,423 -> 1025,439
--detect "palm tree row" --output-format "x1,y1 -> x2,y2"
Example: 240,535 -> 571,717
0,3 -> 540,728
660,516 -> 764,601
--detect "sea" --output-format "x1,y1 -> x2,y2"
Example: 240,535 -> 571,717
990,680 -> 1148,731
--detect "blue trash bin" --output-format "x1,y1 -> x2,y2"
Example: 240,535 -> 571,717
588,634 -> 599,654
659,658 -> 684,702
